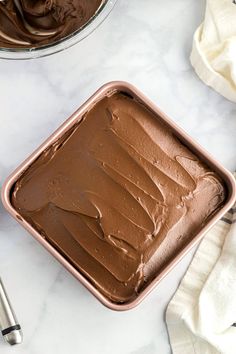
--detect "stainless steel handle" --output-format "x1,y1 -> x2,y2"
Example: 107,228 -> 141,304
0,278 -> 22,345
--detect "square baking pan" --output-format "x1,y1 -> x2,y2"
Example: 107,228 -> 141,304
1,81 -> 236,311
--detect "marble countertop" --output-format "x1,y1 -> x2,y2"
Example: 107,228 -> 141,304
0,1 -> 236,353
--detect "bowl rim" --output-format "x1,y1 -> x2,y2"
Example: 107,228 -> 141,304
0,0 -> 118,60
1,81 -> 236,311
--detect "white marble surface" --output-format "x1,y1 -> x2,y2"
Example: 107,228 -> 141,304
0,0 -> 236,353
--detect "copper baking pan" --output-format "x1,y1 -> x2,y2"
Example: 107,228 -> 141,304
1,82 -> 236,311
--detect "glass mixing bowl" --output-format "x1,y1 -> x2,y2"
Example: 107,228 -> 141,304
0,0 -> 118,60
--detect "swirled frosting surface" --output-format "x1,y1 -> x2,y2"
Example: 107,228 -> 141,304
12,92 -> 226,303
0,0 -> 102,48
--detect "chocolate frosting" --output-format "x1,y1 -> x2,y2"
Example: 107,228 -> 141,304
0,0 -> 102,48
12,93 -> 226,303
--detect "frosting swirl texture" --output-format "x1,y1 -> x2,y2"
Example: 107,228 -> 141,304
0,0 -> 102,48
12,93 -> 226,303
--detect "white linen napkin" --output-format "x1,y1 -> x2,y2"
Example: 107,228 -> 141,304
166,174 -> 236,354
190,0 -> 236,102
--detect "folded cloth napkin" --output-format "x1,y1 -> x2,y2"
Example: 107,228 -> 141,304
166,173 -> 236,354
190,0 -> 236,102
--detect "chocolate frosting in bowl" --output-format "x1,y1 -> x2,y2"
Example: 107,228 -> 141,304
11,92 -> 226,303
0,0 -> 103,48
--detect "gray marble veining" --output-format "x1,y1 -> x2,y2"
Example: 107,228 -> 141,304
0,0 -> 235,353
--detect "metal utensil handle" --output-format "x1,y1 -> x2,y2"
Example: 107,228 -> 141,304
0,278 -> 22,345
